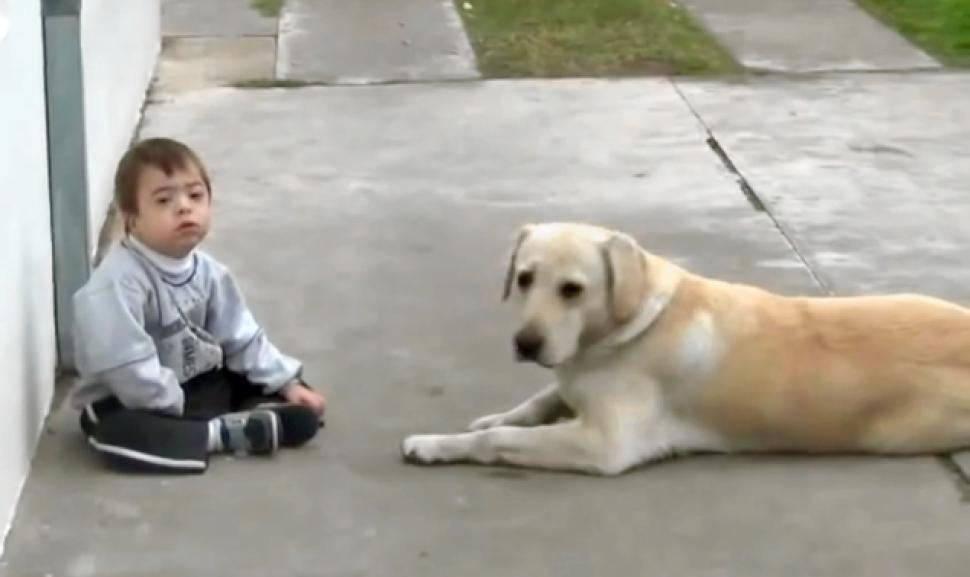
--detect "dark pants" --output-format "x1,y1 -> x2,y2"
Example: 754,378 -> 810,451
79,369 -> 288,474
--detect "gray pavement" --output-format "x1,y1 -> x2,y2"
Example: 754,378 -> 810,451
162,0 -> 277,37
680,0 -> 940,72
155,0 -> 479,93
157,0 -> 281,95
154,36 -> 276,95
957,452 -> 970,476
3,76 -> 970,576
678,73 -> 970,299
277,0 -> 478,82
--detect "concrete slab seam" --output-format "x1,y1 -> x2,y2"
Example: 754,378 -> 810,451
936,455 -> 970,503
704,135 -> 765,212
229,76 -> 487,90
160,33 -> 276,39
668,79 -> 833,296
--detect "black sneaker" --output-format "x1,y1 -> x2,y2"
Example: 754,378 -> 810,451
219,409 -> 279,455
251,402 -> 321,448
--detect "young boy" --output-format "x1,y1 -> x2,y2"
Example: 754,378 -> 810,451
69,137 -> 326,473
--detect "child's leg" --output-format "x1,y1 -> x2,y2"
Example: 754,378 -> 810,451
79,398 -> 210,474
182,369 -> 235,420
179,369 -> 303,450
79,392 -> 284,474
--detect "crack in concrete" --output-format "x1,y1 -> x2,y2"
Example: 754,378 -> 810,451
704,135 -> 765,212
937,455 -> 970,503
669,79 -> 831,296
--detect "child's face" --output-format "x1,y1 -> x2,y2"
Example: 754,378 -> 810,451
127,162 -> 212,258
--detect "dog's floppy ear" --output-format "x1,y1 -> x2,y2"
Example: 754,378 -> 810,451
502,224 -> 533,301
601,233 -> 647,323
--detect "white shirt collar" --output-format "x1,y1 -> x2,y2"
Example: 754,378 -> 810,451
126,234 -> 196,278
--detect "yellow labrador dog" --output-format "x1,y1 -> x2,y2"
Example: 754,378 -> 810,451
401,222 -> 970,475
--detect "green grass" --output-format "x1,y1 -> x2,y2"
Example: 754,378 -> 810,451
251,0 -> 284,18
856,0 -> 970,65
455,0 -> 739,77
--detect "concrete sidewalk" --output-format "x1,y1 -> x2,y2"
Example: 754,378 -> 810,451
156,0 -> 478,92
3,74 -> 970,576
678,73 -> 970,298
278,0 -> 478,82
156,0 -> 279,94
154,0 -> 941,92
679,0 -> 940,72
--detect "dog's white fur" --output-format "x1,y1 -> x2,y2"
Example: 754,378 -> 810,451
402,222 -> 970,475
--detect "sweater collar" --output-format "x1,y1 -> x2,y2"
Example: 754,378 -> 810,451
125,235 -> 197,284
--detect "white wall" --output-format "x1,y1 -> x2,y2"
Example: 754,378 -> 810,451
81,0 -> 160,253
0,0 -> 160,554
0,0 -> 56,555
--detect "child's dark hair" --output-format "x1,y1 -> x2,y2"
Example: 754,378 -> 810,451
114,137 -> 212,217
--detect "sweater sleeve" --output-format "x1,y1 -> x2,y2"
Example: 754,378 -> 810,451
205,265 -> 302,394
73,276 -> 186,414
98,357 -> 185,416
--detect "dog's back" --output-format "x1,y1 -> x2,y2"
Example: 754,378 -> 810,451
677,279 -> 970,454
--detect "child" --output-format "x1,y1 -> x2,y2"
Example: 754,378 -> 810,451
69,137 -> 326,473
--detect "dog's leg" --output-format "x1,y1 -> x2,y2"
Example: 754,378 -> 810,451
467,384 -> 569,431
403,420 -> 637,475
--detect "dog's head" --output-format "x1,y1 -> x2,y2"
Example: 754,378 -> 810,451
501,222 -> 655,367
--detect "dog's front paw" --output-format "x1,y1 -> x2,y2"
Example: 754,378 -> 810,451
401,434 -> 451,465
468,412 -> 507,431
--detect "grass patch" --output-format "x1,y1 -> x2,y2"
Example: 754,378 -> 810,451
454,0 -> 739,77
856,0 -> 970,65
251,0 -> 284,18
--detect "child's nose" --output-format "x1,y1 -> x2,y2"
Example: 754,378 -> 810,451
174,194 -> 192,212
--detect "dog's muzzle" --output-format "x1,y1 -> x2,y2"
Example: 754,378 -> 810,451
514,327 -> 544,362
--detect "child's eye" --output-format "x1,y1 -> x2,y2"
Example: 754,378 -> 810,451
156,197 -> 171,205
190,191 -> 205,200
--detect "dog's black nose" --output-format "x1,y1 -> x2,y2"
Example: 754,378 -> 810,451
514,329 -> 544,361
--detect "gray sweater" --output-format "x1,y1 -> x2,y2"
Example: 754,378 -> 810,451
69,237 -> 302,415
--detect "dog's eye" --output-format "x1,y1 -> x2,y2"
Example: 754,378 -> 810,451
559,282 -> 584,299
517,271 -> 534,291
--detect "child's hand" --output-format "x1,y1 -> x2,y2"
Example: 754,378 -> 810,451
282,380 -> 327,417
